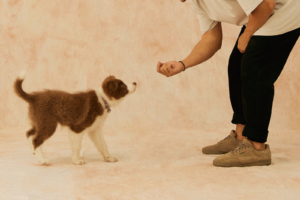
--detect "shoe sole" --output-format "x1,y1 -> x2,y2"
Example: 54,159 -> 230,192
213,159 -> 272,167
202,150 -> 227,155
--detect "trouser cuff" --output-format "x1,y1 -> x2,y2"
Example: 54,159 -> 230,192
242,125 -> 268,143
231,113 -> 246,125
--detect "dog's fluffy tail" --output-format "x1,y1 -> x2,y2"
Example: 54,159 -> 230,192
14,71 -> 33,103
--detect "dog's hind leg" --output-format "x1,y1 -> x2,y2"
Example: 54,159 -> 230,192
88,130 -> 118,162
26,127 -> 35,155
68,129 -> 85,165
33,120 -> 57,165
34,145 -> 50,165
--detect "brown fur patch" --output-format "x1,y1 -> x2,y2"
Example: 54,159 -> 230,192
14,79 -> 104,149
102,76 -> 129,100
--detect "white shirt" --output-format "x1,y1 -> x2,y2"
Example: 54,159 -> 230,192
189,0 -> 300,36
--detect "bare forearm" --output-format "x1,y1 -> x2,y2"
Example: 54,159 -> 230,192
244,0 -> 276,36
182,38 -> 221,69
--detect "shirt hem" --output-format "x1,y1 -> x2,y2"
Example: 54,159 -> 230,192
253,25 -> 300,36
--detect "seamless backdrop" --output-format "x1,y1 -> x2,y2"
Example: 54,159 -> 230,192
1,1 -> 300,199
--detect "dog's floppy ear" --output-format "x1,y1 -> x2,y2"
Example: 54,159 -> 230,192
107,80 -> 118,92
102,76 -> 118,98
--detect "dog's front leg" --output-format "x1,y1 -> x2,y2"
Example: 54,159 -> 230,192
69,130 -> 85,165
88,130 -> 118,162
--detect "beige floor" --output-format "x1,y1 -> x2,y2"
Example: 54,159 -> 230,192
0,128 -> 299,200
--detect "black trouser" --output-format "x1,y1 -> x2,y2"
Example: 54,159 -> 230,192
228,26 -> 300,143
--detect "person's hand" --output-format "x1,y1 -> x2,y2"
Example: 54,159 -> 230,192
238,32 -> 252,53
157,61 -> 185,77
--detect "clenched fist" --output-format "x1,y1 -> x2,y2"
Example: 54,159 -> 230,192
157,61 -> 185,77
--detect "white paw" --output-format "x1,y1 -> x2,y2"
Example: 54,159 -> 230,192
72,158 -> 86,165
39,158 -> 50,165
105,156 -> 118,162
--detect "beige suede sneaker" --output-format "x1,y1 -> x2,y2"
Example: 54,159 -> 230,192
202,130 -> 242,154
213,138 -> 272,167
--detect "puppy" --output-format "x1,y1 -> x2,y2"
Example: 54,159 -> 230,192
14,72 -> 136,165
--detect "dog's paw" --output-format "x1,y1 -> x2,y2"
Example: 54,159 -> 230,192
105,156 -> 118,162
72,158 -> 86,165
39,158 -> 50,166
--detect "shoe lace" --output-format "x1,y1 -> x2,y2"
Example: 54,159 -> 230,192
231,142 -> 251,154
219,135 -> 232,143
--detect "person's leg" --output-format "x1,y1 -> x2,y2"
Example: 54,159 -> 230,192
228,27 -> 247,141
235,124 -> 245,140
202,27 -> 247,155
241,28 -> 300,145
228,26 -> 247,130
213,27 -> 300,167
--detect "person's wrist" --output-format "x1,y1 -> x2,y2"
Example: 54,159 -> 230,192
179,61 -> 185,72
243,28 -> 254,37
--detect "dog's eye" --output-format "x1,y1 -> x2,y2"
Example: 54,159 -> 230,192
120,83 -> 126,88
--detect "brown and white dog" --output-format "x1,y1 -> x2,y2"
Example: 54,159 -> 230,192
14,72 -> 136,165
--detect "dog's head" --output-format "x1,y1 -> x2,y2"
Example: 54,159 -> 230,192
102,76 -> 136,100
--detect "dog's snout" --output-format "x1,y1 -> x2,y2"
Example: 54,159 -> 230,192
133,82 -> 137,86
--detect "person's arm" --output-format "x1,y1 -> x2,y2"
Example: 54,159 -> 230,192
183,22 -> 222,69
157,22 -> 222,77
238,0 -> 276,53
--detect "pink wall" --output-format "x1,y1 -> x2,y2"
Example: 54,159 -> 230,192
1,0 -> 299,132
